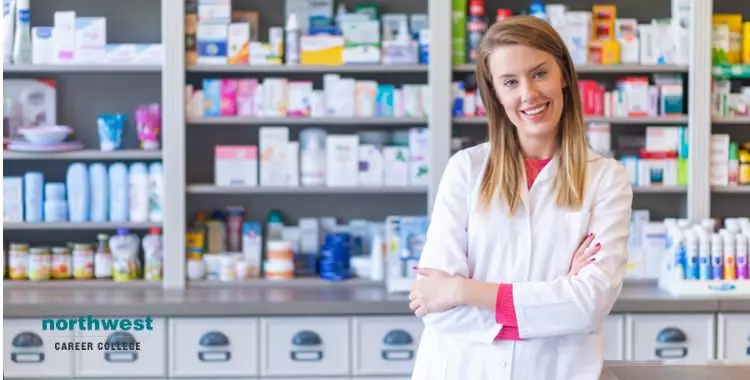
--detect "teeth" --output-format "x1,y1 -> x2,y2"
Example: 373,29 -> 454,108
524,104 -> 547,115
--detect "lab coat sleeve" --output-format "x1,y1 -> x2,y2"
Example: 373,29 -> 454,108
417,151 -> 503,344
512,163 -> 633,339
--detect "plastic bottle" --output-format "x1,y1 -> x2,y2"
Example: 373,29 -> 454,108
285,13 -> 300,65
4,0 -> 16,64
723,231 -> 736,280
66,163 -> 90,222
369,226 -> 385,281
698,229 -> 712,280
142,227 -> 163,281
711,233 -> 724,281
266,210 -> 285,241
737,233 -> 749,280
108,163 -> 129,222
148,162 -> 164,223
11,0 -> 30,64
529,1 -> 549,22
128,163 -> 149,222
299,128 -> 327,186
729,142 -> 739,185
89,163 -> 108,222
94,234 -> 113,279
684,230 -> 699,280
671,231 -> 686,279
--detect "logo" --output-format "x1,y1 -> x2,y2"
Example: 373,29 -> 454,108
38,316 -> 155,358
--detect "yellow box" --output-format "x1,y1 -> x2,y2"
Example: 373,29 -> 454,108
300,35 -> 344,65
592,5 -> 616,40
743,22 -> 750,64
713,14 -> 743,64
588,39 -> 620,65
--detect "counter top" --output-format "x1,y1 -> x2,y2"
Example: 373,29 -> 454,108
600,362 -> 750,380
3,280 -> 749,317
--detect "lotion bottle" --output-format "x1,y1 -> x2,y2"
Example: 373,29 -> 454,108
11,0 -> 30,64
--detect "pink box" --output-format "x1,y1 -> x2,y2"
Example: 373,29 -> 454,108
215,145 -> 258,186
220,79 -> 238,116
236,79 -> 258,117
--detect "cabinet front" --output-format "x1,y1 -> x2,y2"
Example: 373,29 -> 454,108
260,317 -> 350,377
169,317 -> 259,377
4,318 -> 75,378
718,313 -> 750,362
352,316 -> 423,376
74,316 -> 166,377
626,314 -> 715,363
603,314 -> 625,360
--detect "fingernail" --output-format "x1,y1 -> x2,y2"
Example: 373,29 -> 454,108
595,242 -> 601,248
412,265 -> 419,270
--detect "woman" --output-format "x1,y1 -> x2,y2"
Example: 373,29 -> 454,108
408,16 -> 633,380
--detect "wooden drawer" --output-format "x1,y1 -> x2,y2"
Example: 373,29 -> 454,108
352,316 -> 422,376
4,318 -> 74,378
259,317 -> 350,377
169,317 -> 259,377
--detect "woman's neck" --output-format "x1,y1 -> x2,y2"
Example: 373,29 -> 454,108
519,136 -> 557,160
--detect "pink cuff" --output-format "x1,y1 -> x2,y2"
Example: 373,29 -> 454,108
494,283 -> 518,327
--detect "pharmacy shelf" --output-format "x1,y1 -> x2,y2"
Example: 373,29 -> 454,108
712,117 -> 750,125
3,279 -> 162,289
3,149 -> 162,160
3,64 -> 162,73
452,64 -> 690,73
187,64 -> 428,73
188,277 -> 383,288
187,184 -> 427,195
453,116 -> 689,124
633,186 -> 687,194
187,117 -> 428,126
4,222 -> 162,230
711,186 -> 750,194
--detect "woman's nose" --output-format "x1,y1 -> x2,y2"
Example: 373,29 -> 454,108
521,82 -> 541,103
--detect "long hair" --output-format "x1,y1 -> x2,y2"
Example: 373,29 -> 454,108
476,16 -> 588,214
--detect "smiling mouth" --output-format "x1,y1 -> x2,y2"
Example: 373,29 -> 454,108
521,102 -> 550,115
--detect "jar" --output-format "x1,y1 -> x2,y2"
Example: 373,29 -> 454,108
264,241 -> 294,280
739,149 -> 750,185
28,247 -> 51,281
51,247 -> 73,279
8,243 -> 29,280
73,244 -> 95,279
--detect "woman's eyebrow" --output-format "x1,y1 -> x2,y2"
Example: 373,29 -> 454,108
498,62 -> 548,79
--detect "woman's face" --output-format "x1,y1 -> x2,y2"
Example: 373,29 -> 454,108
488,44 -> 566,145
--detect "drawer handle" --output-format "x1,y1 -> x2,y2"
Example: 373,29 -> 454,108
291,330 -> 323,362
381,329 -> 414,361
655,327 -> 688,359
104,332 -> 139,363
198,331 -> 231,362
11,332 -> 45,363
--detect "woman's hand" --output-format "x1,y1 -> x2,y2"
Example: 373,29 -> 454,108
408,268 -> 464,318
569,232 -> 601,276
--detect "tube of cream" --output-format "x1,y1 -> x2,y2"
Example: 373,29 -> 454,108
97,113 -> 126,151
3,0 -> 15,64
12,0 -> 30,64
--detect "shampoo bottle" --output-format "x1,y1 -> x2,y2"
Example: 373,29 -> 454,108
108,163 -> 129,222
11,0 -> 30,64
89,163 -> 108,222
142,227 -> 163,281
148,162 -> 163,223
128,162 -> 149,223
285,13 -> 300,65
66,163 -> 90,222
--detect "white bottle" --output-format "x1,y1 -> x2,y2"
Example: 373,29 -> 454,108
108,163 -> 129,222
300,128 -> 326,186
89,163 -> 108,222
148,162 -> 164,223
285,13 -> 300,65
4,0 -> 16,64
711,233 -> 724,280
11,0 -> 30,64
128,163 -> 150,222
684,230 -> 698,280
142,227 -> 163,281
698,229 -> 711,281
66,163 -> 90,222
723,231 -> 736,280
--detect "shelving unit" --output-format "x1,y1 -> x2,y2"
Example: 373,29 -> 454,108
2,0 -> 743,290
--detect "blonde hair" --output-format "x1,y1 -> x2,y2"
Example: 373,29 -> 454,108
476,16 -> 588,214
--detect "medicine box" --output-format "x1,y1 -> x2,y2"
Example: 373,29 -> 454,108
32,27 -> 55,65
197,21 -> 229,64
325,135 -> 359,187
259,127 -> 290,186
214,146 -> 258,187
358,144 -> 384,186
383,146 -> 409,186
408,128 -> 430,186
75,17 -> 106,63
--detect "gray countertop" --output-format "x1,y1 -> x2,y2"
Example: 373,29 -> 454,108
600,362 -> 750,380
3,280 -> 750,317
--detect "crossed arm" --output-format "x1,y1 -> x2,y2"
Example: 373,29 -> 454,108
408,153 -> 633,343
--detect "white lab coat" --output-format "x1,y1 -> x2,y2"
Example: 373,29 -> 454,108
411,143 -> 633,380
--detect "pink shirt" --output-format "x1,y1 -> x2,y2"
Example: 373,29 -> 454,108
494,157 -> 552,341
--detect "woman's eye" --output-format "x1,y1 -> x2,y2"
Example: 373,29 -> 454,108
533,71 -> 547,79
503,79 -> 517,87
